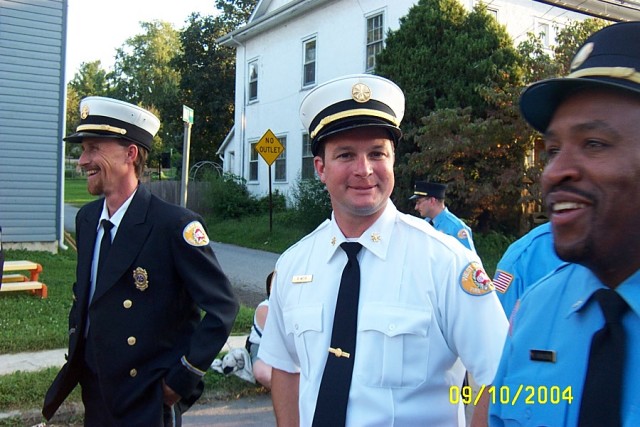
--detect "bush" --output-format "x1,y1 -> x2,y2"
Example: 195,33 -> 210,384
205,173 -> 259,219
289,175 -> 332,232
474,231 -> 515,276
257,189 -> 287,214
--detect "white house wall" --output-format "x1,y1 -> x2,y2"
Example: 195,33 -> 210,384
222,0 -> 588,200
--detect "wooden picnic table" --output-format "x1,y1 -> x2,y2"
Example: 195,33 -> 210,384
1,260 -> 47,298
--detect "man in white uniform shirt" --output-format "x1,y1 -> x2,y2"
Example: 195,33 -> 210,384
259,74 -> 508,426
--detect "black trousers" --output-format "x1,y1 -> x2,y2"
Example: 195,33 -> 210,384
79,361 -> 182,427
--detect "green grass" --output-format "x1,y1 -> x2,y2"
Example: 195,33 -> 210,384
65,177 -> 98,207
0,367 -> 80,412
0,249 -> 78,353
206,212 -> 312,254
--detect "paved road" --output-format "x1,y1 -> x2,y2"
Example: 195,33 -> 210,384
210,241 -> 279,297
183,394 -> 275,426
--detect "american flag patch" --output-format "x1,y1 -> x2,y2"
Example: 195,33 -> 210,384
493,270 -> 514,293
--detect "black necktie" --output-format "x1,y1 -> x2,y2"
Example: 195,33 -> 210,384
85,219 -> 114,371
578,289 -> 629,427
312,242 -> 362,427
98,220 -> 114,278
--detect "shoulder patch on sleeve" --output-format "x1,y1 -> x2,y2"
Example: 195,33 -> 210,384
493,269 -> 514,294
183,221 -> 210,246
460,261 -> 495,296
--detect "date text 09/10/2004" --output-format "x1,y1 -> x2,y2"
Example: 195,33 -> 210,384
449,385 -> 574,406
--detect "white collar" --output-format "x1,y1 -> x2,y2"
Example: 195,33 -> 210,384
96,188 -> 137,232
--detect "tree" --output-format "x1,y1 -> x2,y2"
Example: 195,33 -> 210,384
553,19 -> 608,75
399,17 -> 609,234
108,20 -> 183,163
215,0 -> 256,27
515,18 -> 608,87
66,61 -> 110,157
174,0 -> 258,162
376,0 -> 519,124
174,13 -> 238,162
375,0 -> 521,229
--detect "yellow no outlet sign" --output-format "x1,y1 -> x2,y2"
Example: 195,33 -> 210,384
256,129 -> 284,166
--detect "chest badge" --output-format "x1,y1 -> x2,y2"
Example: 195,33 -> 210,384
133,267 -> 149,291
292,275 -> 313,284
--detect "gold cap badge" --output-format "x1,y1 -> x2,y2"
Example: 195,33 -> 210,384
570,42 -> 594,71
81,104 -> 90,120
351,83 -> 371,103
133,267 -> 148,291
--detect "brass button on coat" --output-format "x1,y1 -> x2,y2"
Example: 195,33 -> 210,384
129,369 -> 137,377
127,336 -> 137,346
123,300 -> 133,308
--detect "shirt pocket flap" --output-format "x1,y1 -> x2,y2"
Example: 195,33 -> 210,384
283,304 -> 323,337
359,304 -> 431,338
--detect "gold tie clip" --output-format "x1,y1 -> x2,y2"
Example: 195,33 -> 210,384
328,347 -> 350,358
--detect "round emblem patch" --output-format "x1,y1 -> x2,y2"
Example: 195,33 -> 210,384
457,229 -> 468,239
460,262 -> 494,296
183,221 -> 210,247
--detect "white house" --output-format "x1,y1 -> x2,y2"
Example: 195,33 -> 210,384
217,0 -> 593,200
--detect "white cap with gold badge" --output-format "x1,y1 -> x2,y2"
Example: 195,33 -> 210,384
64,96 -> 160,151
299,74 -> 405,155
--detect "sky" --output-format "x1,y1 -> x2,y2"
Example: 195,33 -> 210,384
65,0 -> 219,82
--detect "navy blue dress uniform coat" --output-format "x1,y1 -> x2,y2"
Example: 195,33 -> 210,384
43,185 -> 239,424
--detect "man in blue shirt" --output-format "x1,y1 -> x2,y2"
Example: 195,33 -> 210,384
410,181 -> 475,251
489,22 -> 640,426
492,222 -> 562,316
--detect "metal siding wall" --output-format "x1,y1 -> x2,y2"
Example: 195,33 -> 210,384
0,0 -> 64,244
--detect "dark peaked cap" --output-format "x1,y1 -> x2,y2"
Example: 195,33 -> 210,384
409,181 -> 447,200
520,21 -> 640,133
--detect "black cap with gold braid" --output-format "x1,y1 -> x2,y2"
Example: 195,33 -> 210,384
409,181 -> 447,200
520,22 -> 640,133
299,74 -> 405,155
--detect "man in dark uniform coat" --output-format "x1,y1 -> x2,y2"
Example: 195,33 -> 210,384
43,97 -> 239,426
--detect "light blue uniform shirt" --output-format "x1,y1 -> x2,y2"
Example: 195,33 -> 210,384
492,222 -> 562,316
489,263 -> 640,426
430,207 -> 475,252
